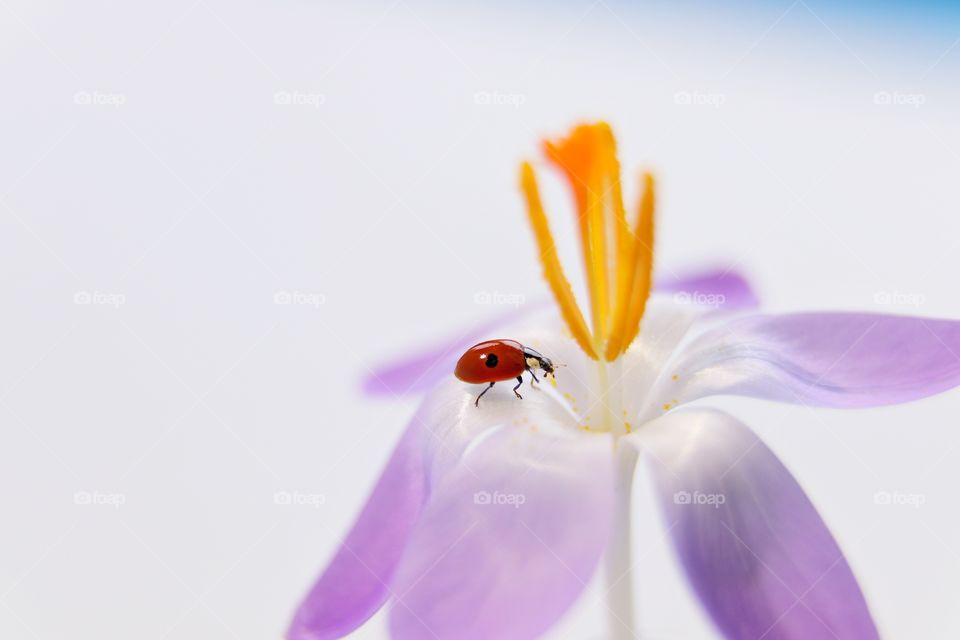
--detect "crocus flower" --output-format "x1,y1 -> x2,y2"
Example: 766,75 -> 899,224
288,123 -> 960,640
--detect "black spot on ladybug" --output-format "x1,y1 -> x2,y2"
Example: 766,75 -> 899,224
484,353 -> 499,368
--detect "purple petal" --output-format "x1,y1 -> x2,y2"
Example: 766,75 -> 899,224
640,409 -> 878,640
655,312 -> 960,410
388,427 -> 615,640
287,379 -> 573,639
655,268 -> 760,311
286,417 -> 428,640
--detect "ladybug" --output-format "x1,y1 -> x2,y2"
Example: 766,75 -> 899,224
454,339 -> 556,407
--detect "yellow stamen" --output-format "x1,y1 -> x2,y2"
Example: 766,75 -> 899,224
618,173 -> 656,354
521,122 -> 656,364
519,162 -> 598,360
605,167 -> 639,360
583,165 -> 610,347
603,126 -> 632,339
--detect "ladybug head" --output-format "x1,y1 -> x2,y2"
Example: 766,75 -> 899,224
538,356 -> 556,378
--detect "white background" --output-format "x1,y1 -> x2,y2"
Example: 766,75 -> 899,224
2,1 -> 959,638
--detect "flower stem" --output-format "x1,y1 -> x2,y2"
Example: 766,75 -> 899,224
605,441 -> 639,639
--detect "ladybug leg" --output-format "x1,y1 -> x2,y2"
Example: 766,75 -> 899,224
513,376 -> 524,399
527,366 -> 540,384
475,382 -> 495,407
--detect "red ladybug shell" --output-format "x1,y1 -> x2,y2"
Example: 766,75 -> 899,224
454,339 -> 527,383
